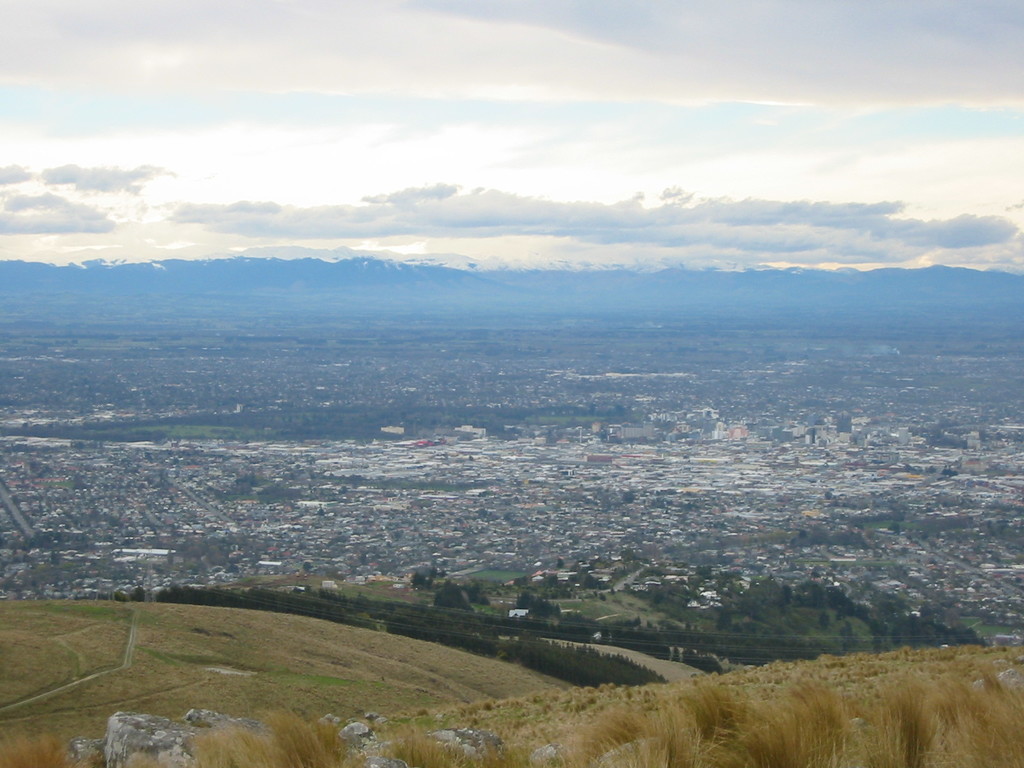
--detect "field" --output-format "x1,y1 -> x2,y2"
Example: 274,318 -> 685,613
0,601 -> 564,742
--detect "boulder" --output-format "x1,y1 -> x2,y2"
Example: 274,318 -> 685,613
67,737 -> 104,765
530,743 -> 565,764
104,712 -> 197,768
428,728 -> 504,758
340,721 -> 377,748
998,667 -> 1024,689
183,708 -> 266,733
364,758 -> 409,768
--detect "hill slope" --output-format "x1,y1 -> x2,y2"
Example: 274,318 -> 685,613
0,601 -> 564,741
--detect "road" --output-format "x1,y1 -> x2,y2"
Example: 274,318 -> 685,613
174,483 -> 229,524
610,567 -> 643,592
0,608 -> 139,715
0,477 -> 33,538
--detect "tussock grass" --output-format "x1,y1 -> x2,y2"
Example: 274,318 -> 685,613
0,735 -> 71,768
864,681 -> 938,768
738,683 -> 850,768
193,715 -> 347,768
386,727 -> 470,768
683,682 -> 749,743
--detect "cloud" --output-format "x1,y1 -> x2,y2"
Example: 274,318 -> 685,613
0,165 -> 32,185
0,0 -> 1020,105
362,183 -> 461,206
41,164 -> 166,194
172,185 -> 1022,267
0,193 -> 115,234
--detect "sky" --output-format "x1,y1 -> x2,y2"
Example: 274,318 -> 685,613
0,0 -> 1023,271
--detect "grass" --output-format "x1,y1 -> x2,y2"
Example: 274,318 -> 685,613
0,735 -> 72,768
961,617 -> 1018,637
8,645 -> 1024,768
264,672 -> 358,688
0,603 -> 132,706
0,602 -> 563,742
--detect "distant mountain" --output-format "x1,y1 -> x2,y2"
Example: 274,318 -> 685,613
0,255 -> 1020,323
0,255 -> 489,295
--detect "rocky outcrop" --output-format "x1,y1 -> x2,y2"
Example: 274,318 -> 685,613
531,743 -> 565,764
997,667 -> 1024,689
340,721 -> 377,749
103,712 -> 197,768
183,708 -> 267,733
428,727 -> 504,758
76,709 -> 269,768
67,737 -> 105,765
973,667 -> 1024,690
79,710 -> 515,768
364,757 -> 409,768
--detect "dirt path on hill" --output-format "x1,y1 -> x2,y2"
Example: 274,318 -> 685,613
0,608 -> 139,715
551,639 -> 702,682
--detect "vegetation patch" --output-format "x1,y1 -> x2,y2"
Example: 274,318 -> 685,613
468,570 -> 530,583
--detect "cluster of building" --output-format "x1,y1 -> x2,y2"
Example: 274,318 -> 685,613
2,426 -> 1023,635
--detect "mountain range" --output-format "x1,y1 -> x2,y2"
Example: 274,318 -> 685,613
1,252 -> 1021,323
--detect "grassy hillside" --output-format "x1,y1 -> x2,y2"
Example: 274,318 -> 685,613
3,599 -> 1021,768
7,642 -> 1024,768
210,644 -> 1024,767
0,601 -> 564,742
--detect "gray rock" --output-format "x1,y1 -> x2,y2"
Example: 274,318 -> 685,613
183,708 -> 266,733
998,667 -> 1024,689
341,721 -> 377,748
594,738 -> 655,767
365,711 -> 388,724
530,743 -> 564,764
364,758 -> 409,768
320,714 -> 342,726
67,737 -> 104,764
104,712 -> 197,768
428,728 -> 504,758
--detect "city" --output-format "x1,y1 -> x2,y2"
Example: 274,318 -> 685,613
2,322 -> 1022,643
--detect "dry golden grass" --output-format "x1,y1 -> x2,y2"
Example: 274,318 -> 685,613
8,612 -> 1024,768
11,661 -> 1024,768
0,734 -> 72,768
387,727 -> 470,768
737,683 -> 850,768
0,601 -> 563,742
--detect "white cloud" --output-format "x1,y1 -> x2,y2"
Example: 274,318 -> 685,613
0,192 -> 115,234
41,164 -> 167,194
0,0 -> 1021,105
0,165 -> 32,185
170,186 -> 1022,269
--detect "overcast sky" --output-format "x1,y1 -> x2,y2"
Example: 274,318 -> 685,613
1,0 -> 1022,270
